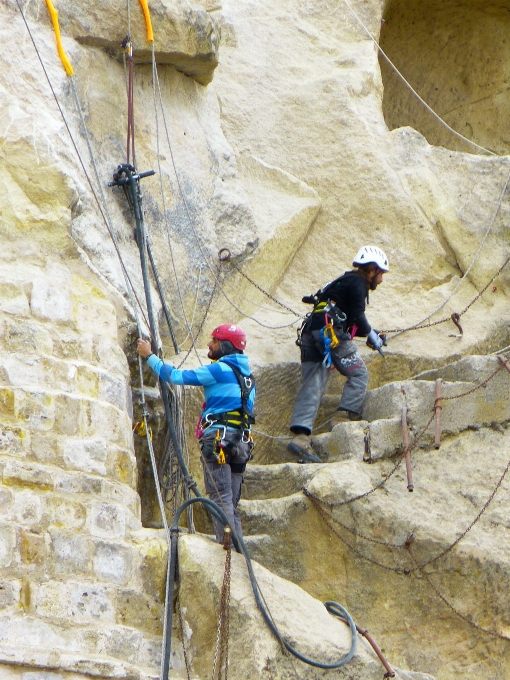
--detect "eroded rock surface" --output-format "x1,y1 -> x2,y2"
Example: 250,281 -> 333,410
1,0 -> 510,679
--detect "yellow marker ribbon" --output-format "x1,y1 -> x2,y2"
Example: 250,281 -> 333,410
44,0 -> 74,76
138,0 -> 154,43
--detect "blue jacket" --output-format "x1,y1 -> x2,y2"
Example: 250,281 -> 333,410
147,353 -> 255,426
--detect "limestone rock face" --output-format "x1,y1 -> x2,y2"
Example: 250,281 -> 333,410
2,0 -> 510,679
176,534 -> 435,680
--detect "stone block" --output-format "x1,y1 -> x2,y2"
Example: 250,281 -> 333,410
53,394 -> 81,436
54,472 -> 102,496
14,390 -> 54,431
100,625 -> 144,664
0,488 -> 13,512
75,298 -> 117,339
0,425 -> 29,457
53,332 -> 93,362
313,422 -> 367,462
0,525 -> 16,568
368,417 -> 402,461
2,353 -> 43,387
97,372 -> 127,411
0,282 -> 30,316
20,530 -> 47,566
115,589 -> 163,636
47,496 -> 86,530
11,489 -> 46,526
76,365 -> 99,398
40,357 -> 78,393
93,541 -> 132,585
50,531 -> 91,575
0,579 -> 20,609
137,536 -> 168,603
30,262 -> 73,323
0,387 -> 15,418
88,502 -> 126,539
34,581 -> 116,624
3,461 -> 54,492
30,432 -> 62,465
69,583 -> 116,624
79,399 -> 131,448
3,320 -> 53,355
63,438 -> 107,476
111,447 -> 137,488
100,481 -> 140,518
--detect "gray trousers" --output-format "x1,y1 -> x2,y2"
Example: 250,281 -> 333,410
200,429 -> 252,543
290,337 -> 369,435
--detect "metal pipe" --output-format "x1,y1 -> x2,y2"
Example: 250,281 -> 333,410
337,617 -> 395,678
434,379 -> 442,450
401,389 -> 413,492
498,355 -> 510,374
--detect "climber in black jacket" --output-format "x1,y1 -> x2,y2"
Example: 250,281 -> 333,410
288,245 -> 389,462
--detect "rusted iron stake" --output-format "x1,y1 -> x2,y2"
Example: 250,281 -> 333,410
401,392 -> 414,492
337,617 -> 395,677
434,379 -> 443,450
498,355 -> 510,374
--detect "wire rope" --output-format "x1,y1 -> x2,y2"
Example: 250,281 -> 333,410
150,45 -> 204,363
389,165 -> 510,339
341,0 -> 497,157
149,56 -> 304,330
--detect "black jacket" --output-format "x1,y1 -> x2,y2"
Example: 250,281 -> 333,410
311,270 -> 371,336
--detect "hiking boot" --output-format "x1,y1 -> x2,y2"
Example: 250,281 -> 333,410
328,410 -> 362,430
287,434 -> 322,464
328,411 -> 349,430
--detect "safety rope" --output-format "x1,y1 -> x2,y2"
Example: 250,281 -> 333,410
17,0 -> 151,336
341,0 -> 497,157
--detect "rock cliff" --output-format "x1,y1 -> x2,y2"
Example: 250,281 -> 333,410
0,0 -> 509,679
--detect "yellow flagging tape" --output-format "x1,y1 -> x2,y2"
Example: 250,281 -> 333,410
44,0 -> 74,76
138,0 -> 154,42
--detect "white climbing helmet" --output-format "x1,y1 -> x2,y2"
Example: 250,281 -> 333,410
352,245 -> 389,272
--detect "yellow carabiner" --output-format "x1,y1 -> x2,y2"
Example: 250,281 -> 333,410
325,321 -> 340,349
133,420 -> 152,440
215,429 -> 226,464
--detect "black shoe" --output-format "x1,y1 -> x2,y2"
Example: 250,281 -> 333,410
287,436 -> 322,464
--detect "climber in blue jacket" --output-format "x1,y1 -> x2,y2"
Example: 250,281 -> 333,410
137,324 -> 255,543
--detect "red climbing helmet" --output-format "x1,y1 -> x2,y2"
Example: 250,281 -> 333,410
211,324 -> 247,350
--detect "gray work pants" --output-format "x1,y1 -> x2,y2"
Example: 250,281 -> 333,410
200,429 -> 252,543
290,337 -> 369,435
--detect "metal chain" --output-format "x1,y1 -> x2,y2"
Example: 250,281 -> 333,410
218,249 -> 303,317
434,363 -> 504,405
178,595 -> 192,680
419,456 -> 510,571
382,251 -> 510,336
310,498 -> 414,574
211,531 -> 232,680
407,546 -> 510,642
303,410 -> 436,508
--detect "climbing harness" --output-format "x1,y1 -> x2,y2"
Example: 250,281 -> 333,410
201,362 -> 256,436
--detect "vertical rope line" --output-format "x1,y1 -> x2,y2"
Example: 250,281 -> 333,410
150,42 -> 203,364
